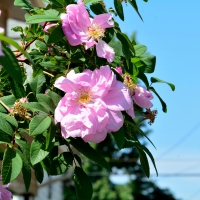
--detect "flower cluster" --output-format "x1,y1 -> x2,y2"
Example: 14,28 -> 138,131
54,66 -> 134,143
60,0 -> 115,62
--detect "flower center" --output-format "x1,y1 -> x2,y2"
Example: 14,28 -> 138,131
123,74 -> 137,93
87,23 -> 105,41
77,83 -> 92,104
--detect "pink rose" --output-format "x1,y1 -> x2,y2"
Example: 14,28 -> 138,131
0,178 -> 12,200
60,0 -> 115,62
54,66 -> 133,143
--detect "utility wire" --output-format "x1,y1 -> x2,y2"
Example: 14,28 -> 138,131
156,120 -> 200,159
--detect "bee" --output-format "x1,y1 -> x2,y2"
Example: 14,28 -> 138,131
140,108 -> 158,125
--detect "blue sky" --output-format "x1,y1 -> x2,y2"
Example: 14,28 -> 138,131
107,0 -> 200,199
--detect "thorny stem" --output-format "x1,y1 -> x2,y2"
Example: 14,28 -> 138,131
16,22 -> 48,58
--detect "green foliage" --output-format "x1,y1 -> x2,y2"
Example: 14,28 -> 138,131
0,1 -> 176,199
74,167 -> 93,200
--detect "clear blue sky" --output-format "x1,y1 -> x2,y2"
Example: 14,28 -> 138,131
107,0 -> 200,199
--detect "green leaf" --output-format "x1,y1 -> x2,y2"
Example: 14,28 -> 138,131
124,120 -> 156,149
46,120 -> 56,149
49,152 -> 73,175
0,113 -> 18,127
138,145 -> 158,176
9,77 -> 26,99
47,24 -> 64,44
21,102 -> 49,114
35,40 -> 48,53
136,146 -> 150,178
128,0 -> 143,21
90,3 -> 107,15
84,0 -> 99,5
29,115 -> 51,136
26,10 -> 60,24
134,45 -> 147,57
40,61 -> 66,72
140,55 -> 156,73
116,32 -> 135,58
15,139 -> 30,161
114,0 -> 124,21
15,148 -> 31,191
2,147 -> 23,184
30,135 -> 50,165
29,73 -> 46,95
0,130 -> 11,144
149,86 -> 167,113
69,138 -> 111,171
0,116 -> 14,136
74,154 -> 82,167
0,35 -> 35,66
0,43 -> 23,83
150,77 -> 175,91
47,91 -> 61,107
138,71 -> 149,88
36,94 -> 55,113
14,0 -> 33,8
33,163 -> 44,184
0,95 -> 16,113
112,126 -> 125,149
74,167 -> 93,200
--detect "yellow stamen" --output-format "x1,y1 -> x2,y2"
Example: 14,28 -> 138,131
87,23 -> 105,41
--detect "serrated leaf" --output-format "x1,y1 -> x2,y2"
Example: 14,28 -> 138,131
0,113 -> 18,127
149,86 -> 167,113
15,139 -> 30,161
47,24 -> 64,44
40,61 -> 66,72
47,91 -> 61,107
36,94 -> 55,113
21,102 -> 49,114
69,138 -> 111,171
134,45 -> 147,56
140,55 -> 156,73
138,71 -> 149,88
0,130 -> 11,144
15,148 -> 31,191
29,115 -> 51,136
0,116 -> 14,136
35,40 -> 48,53
49,152 -> 73,175
26,10 -> 60,24
33,163 -> 44,184
2,147 -> 23,184
46,120 -> 56,149
74,167 -> 93,200
30,135 -> 50,165
112,126 -> 125,149
9,77 -> 26,99
114,0 -> 124,21
151,77 -> 175,91
0,43 -> 23,83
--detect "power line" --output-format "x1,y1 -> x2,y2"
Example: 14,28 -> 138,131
156,120 -> 200,159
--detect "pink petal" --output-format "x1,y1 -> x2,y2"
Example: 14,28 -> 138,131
83,129 -> 107,143
103,81 -> 132,111
105,110 -> 124,133
96,40 -> 115,62
93,13 -> 114,29
44,23 -> 57,33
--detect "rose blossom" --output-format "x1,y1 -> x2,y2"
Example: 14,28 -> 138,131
115,67 -> 153,109
54,65 -> 133,143
60,0 -> 115,62
0,178 -> 12,200
0,10 -> 4,56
